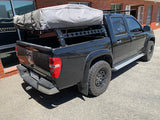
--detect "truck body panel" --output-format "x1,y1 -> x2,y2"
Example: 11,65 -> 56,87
16,14 -> 155,95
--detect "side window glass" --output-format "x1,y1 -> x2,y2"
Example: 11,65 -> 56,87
111,17 -> 127,35
126,18 -> 142,32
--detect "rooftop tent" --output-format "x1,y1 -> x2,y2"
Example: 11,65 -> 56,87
13,4 -> 103,30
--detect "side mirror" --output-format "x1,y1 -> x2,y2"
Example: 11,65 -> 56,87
143,26 -> 151,32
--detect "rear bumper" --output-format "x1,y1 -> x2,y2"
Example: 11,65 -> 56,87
17,65 -> 59,95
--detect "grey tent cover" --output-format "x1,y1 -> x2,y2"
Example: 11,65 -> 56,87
13,4 -> 103,30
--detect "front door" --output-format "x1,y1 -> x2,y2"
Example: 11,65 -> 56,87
111,17 -> 132,64
125,17 -> 146,55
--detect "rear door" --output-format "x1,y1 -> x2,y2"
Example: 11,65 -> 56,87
125,17 -> 146,55
111,17 -> 132,64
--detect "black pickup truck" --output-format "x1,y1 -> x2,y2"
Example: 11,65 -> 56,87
16,13 -> 155,96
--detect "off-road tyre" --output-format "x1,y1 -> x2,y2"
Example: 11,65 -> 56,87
88,61 -> 111,96
141,41 -> 154,61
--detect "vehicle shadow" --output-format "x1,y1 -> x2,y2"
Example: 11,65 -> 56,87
21,61 -> 138,109
21,83 -> 85,109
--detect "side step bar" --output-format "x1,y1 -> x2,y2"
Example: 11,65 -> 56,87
112,53 -> 145,71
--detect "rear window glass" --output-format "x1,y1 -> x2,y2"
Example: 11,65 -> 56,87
111,17 -> 126,35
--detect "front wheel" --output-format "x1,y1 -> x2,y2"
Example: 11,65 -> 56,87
88,61 -> 111,96
141,41 -> 154,61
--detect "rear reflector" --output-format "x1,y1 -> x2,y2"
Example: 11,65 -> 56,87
49,57 -> 62,78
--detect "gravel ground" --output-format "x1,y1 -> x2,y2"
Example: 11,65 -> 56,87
0,29 -> 160,120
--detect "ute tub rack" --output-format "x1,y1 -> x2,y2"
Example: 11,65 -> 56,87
56,25 -> 108,47
62,26 -> 107,39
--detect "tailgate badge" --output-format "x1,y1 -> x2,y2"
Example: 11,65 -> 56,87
26,50 -> 33,65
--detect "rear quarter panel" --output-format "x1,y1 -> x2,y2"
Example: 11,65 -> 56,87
54,37 -> 111,89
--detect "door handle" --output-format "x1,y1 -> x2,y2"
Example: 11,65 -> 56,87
116,40 -> 122,44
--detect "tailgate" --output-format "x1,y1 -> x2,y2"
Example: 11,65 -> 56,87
16,41 -> 53,77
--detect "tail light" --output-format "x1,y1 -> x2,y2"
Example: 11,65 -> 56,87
15,46 -> 18,56
49,57 -> 62,78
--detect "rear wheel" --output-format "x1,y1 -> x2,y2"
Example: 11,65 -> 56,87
142,41 -> 154,61
88,61 -> 111,96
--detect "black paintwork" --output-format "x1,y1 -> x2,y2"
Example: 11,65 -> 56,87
16,14 -> 155,95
